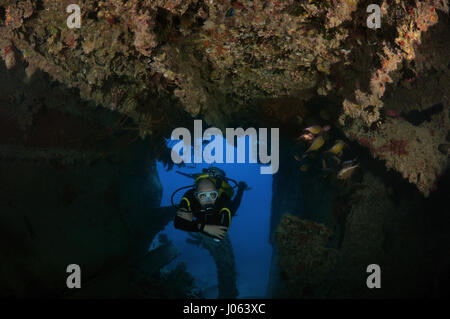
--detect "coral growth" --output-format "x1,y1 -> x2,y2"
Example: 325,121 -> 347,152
340,0 -> 448,127
338,0 -> 450,196
1,41 -> 15,70
346,106 -> 449,196
0,0 -> 448,195
131,262 -> 201,299
0,0 -> 360,130
274,213 -> 337,297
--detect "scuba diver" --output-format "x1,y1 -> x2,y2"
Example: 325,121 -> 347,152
172,167 -> 249,242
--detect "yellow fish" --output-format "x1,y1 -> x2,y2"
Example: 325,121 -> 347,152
306,135 -> 325,152
327,140 -> 345,155
304,125 -> 323,135
300,164 -> 308,172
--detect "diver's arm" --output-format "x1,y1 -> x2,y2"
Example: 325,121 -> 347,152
173,193 -> 203,232
174,215 -> 203,232
219,208 -> 231,228
176,208 -> 193,221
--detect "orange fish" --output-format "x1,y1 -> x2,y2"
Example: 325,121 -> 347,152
296,133 -> 314,141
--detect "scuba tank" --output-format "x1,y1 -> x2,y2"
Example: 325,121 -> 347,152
171,166 -> 239,209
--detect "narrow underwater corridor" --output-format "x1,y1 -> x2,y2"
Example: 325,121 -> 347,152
1,0 -> 450,304
150,136 -> 273,298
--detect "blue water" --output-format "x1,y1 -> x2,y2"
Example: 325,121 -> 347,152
150,134 -> 273,298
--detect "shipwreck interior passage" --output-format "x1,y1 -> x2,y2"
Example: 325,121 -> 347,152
152,136 -> 273,298
0,0 -> 450,300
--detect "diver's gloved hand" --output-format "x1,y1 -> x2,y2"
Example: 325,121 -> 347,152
238,181 -> 250,191
203,224 -> 228,240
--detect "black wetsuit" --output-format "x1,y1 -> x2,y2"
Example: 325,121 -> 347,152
173,184 -> 245,240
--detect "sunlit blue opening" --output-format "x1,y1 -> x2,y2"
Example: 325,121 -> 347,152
150,134 -> 273,298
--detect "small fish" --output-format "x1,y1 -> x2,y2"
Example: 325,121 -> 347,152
327,140 -> 345,155
322,159 -> 327,169
294,155 -> 302,162
296,115 -> 304,125
306,135 -> 325,152
300,164 -> 308,172
304,125 -> 323,135
341,158 -> 357,167
225,8 -> 235,17
296,133 -> 314,141
337,164 -> 360,180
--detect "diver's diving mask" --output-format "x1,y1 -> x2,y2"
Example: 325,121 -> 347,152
195,190 -> 218,202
